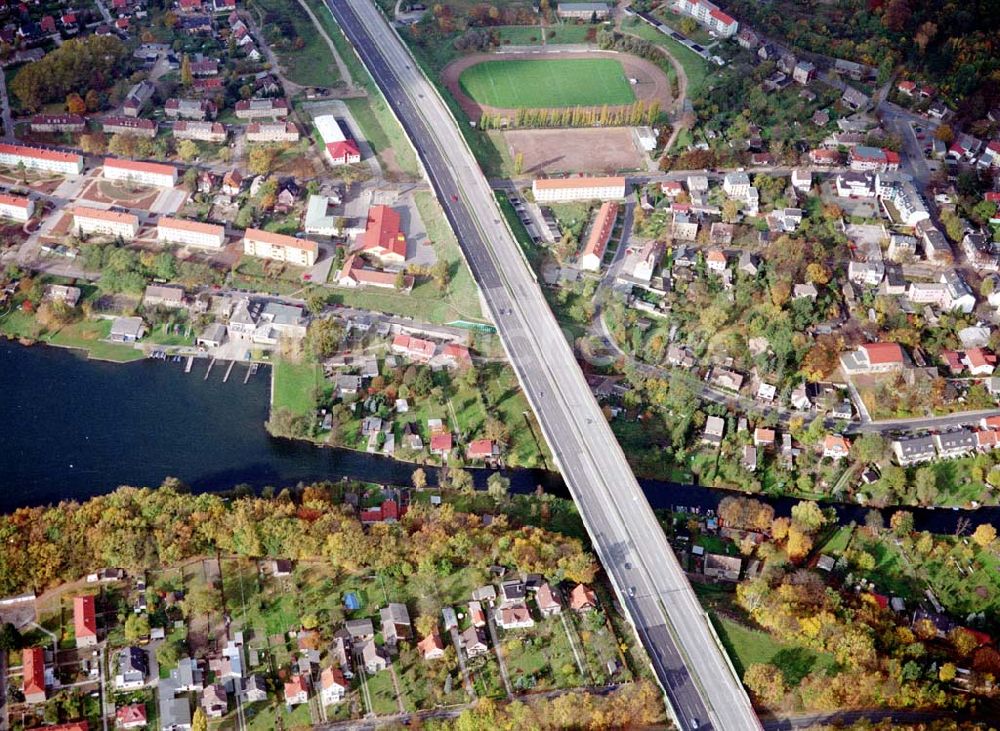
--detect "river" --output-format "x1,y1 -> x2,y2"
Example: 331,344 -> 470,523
1,339 -> 996,535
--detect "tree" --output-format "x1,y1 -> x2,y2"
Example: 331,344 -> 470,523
914,467 -> 939,505
305,289 -> 329,316
721,198 -> 741,223
247,145 -> 279,176
805,262 -> 830,285
852,433 -> 885,463
450,468 -> 473,492
513,151 -> 524,175
487,473 -> 510,503
972,523 -> 996,548
933,124 -> 954,144
939,662 -> 957,682
411,468 -> 427,490
744,663 -> 786,706
124,613 -> 149,643
85,89 -> 100,112
415,613 -> 438,638
786,525 -> 813,559
305,318 -> 343,359
177,140 -> 199,162
191,708 -> 208,731
791,501 -> 825,533
181,54 -> 193,87
890,510 -> 914,537
0,622 -> 21,651
66,92 -> 86,114
79,132 -> 107,155
431,260 -> 450,292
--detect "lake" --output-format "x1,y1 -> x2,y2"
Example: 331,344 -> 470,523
1,339 -> 996,535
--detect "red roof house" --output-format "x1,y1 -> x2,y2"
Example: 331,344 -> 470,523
359,499 -> 404,524
359,205 -> 407,263
115,704 -> 147,729
466,439 -> 494,460
569,584 -> 597,612
23,646 -> 46,703
430,433 -> 453,455
74,595 -> 98,647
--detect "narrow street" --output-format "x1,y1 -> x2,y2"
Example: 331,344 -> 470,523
484,609 -> 513,699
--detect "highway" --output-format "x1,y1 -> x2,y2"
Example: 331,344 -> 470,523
324,1 -> 761,728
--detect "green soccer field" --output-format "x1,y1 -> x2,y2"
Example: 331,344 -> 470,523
458,58 -> 636,108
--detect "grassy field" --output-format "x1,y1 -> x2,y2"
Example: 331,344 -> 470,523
712,614 -> 836,685
622,18 -> 709,97
495,24 -> 596,46
247,0 -> 340,88
271,360 -> 323,416
458,59 -> 635,108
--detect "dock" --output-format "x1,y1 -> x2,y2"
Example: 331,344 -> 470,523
222,360 -> 235,383
204,358 -> 216,380
243,362 -> 257,384
184,356 -> 193,373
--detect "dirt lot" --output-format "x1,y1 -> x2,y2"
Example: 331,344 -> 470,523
442,49 -> 672,122
497,127 -> 647,175
79,178 -> 161,211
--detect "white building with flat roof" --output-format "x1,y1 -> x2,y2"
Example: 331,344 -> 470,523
157,217 -> 226,249
532,176 -> 627,202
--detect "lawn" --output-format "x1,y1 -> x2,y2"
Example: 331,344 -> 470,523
502,617 -> 586,691
458,59 -> 635,108
364,669 -> 399,715
712,614 -> 836,686
622,18 -> 710,97
495,24 -> 596,46
45,320 -> 145,363
271,360 -> 323,416
247,0 -> 340,88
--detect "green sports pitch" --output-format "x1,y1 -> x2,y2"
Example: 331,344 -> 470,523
458,58 -> 636,108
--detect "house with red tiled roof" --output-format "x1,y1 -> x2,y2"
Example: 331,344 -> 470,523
115,704 -> 146,729
466,439 -> 494,461
430,432 -> 453,456
842,342 -> 906,374
358,205 -> 406,264
391,333 -> 435,363
579,201 -> 617,272
536,582 -> 561,616
569,584 -> 597,612
74,595 -> 98,648
23,646 -> 46,703
283,674 -> 308,707
417,633 -> 446,660
320,666 -> 348,705
963,348 -> 996,376
335,254 -> 413,290
359,499 -> 404,524
439,342 -> 471,368
496,603 -> 534,630
822,434 -> 851,460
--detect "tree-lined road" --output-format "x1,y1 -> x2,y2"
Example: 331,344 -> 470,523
323,0 -> 760,728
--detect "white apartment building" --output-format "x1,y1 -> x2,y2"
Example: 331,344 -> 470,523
173,121 -> 227,143
0,193 -> 34,221
246,122 -> 299,143
104,158 -> 178,188
675,0 -> 738,37
723,172 -> 751,199
0,143 -> 84,175
532,176 -> 627,202
71,206 -> 140,239
157,217 -> 226,249
242,228 -> 318,267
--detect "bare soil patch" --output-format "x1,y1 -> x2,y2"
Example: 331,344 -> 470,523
498,127 -> 646,175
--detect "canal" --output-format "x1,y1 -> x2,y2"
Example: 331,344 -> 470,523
1,339 -> 996,535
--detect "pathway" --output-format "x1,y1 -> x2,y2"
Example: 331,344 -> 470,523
484,610 -> 514,699
558,613 -> 588,680
298,0 -> 356,88
387,663 -> 405,714
447,627 -> 477,701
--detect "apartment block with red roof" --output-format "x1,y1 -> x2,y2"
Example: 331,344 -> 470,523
532,175 -> 626,202
676,0 -> 738,36
0,193 -> 34,221
157,217 -> 226,249
23,646 -> 46,704
579,201 -> 618,272
74,595 -> 98,648
235,97 -> 289,119
103,158 -> 178,188
246,121 -> 300,143
242,228 -> 318,267
358,205 -> 407,264
0,143 -> 83,175
30,114 -> 85,133
70,206 -> 140,240
102,116 -> 158,138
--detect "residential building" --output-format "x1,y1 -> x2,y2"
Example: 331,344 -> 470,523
706,248 -> 727,272
892,435 -> 937,466
222,169 -> 243,196
115,647 -> 147,690
241,674 -> 268,703
314,114 -> 362,166
235,97 -> 289,119
391,333 -> 436,362
157,217 -> 226,249
243,229 -> 318,267
754,427 -> 776,448
579,201 -> 617,271
742,445 -> 757,471
360,640 -> 387,673
532,176 -> 627,202
23,646 -> 46,703
102,116 -> 157,138
246,121 -> 300,143
71,206 -> 140,239
934,429 -> 976,459
722,172 -> 751,199
841,86 -> 870,111
380,603 -> 412,650
556,2 -> 610,20
103,158 -> 177,187
30,114 -> 85,133
918,222 -> 953,264
791,169 -> 811,193
336,254 -> 412,289
45,284 -> 81,308
823,434 -> 851,460
941,269 -> 976,313
793,60 -> 815,85
123,80 -> 155,117
345,618 -> 375,642
671,212 -> 698,241
619,240 -> 664,284
850,146 -> 900,172
962,231 -> 999,271
171,656 -> 204,692
887,234 -> 917,262
0,192 -> 34,221
704,554 -> 742,581
0,143 -> 83,175
173,121 -> 226,143
358,205 -> 406,263
461,626 -> 488,658
304,194 -> 344,236
283,675 -> 308,706
877,176 -> 929,225
143,285 -> 186,309
165,98 -> 215,120
675,0 -> 738,37
74,595 -> 98,647
417,633 -> 446,660
496,603 -> 534,629
202,684 -> 228,718
116,704 -> 147,729
569,584 -> 597,612
840,342 -> 906,374
536,583 -> 561,616
686,174 -> 709,194
320,666 -> 348,704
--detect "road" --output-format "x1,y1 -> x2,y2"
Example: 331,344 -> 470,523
324,1 -> 760,728
0,68 -> 14,141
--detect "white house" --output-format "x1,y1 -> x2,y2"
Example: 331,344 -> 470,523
103,158 -> 178,187
157,217 -> 226,249
0,143 -> 83,175
243,228 -> 318,267
71,205 -> 140,239
0,193 -> 34,221
532,176 -> 627,202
